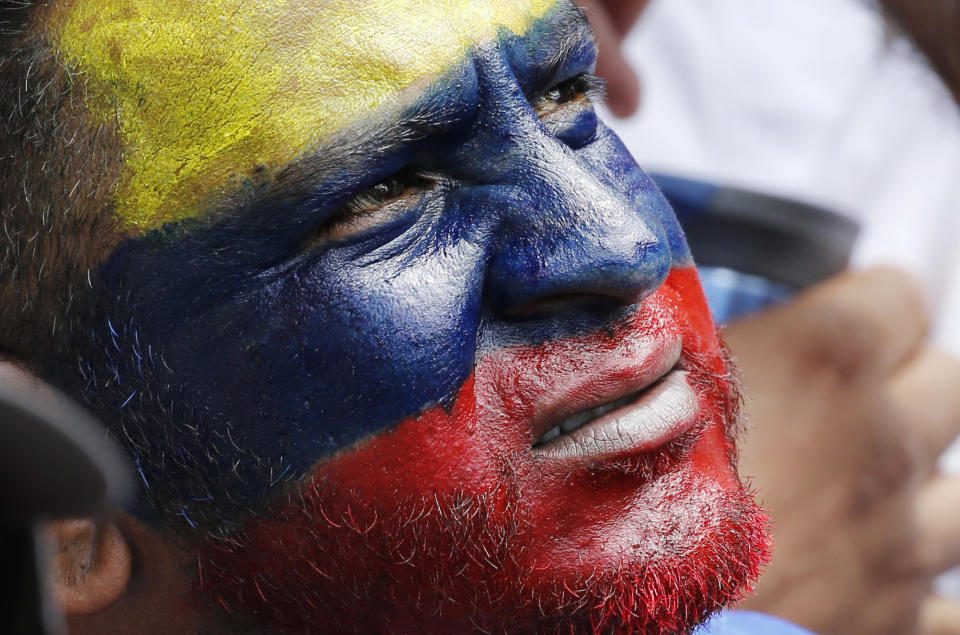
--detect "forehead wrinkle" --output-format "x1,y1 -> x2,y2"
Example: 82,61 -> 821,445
51,0 -> 562,233
212,4 -> 594,236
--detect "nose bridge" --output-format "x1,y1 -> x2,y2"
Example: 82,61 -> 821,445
516,142 -> 660,250
483,120 -> 672,317
468,47 -> 673,318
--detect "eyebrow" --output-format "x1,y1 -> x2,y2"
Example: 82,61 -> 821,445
514,3 -> 598,98
252,98 -> 461,218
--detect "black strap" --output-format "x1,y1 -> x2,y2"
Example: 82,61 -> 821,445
654,173 -> 860,289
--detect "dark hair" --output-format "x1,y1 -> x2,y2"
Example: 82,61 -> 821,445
0,1 -> 127,363
0,1 -> 36,37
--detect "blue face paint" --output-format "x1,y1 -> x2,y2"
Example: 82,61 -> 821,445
54,3 -> 690,527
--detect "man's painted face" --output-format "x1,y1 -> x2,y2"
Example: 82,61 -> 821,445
49,0 -> 767,632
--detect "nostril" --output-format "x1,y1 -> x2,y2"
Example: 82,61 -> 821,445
486,237 -> 673,321
502,293 -> 627,320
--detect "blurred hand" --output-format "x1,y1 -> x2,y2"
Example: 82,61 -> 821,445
574,0 -> 649,117
727,267 -> 960,635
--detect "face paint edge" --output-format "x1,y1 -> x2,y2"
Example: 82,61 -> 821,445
52,0 -> 563,232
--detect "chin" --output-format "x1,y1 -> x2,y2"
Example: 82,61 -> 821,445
196,268 -> 770,634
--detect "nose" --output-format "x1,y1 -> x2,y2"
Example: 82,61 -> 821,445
486,145 -> 672,319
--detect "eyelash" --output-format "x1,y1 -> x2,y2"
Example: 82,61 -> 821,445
532,73 -> 605,117
307,169 -> 438,245
342,171 -> 431,215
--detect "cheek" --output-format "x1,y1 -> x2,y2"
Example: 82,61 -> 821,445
309,266 -> 729,521
312,374 -> 504,503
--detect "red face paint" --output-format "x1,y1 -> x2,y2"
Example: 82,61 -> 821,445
198,268 -> 769,634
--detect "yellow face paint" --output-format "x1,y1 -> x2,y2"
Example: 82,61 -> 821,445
54,0 -> 560,231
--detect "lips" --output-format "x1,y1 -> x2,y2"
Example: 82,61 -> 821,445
528,336 -> 698,462
533,369 -> 698,460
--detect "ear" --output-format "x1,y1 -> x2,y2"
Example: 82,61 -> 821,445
47,516 -> 131,616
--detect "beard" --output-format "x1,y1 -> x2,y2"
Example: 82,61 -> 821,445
194,346 -> 770,635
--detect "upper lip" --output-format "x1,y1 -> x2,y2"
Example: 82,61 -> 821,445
528,336 -> 683,447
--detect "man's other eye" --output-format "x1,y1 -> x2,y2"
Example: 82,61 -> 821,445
309,169 -> 437,245
532,74 -> 604,119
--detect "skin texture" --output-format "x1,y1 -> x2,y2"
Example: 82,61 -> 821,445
24,1 -> 767,632
48,518 -> 131,616
198,268 -> 768,632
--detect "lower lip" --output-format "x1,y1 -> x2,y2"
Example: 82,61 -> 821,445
532,370 -> 699,462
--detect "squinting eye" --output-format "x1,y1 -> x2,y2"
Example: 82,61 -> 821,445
308,169 -> 436,245
532,74 -> 602,119
349,178 -> 416,212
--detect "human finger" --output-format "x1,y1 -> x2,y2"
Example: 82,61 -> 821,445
598,0 -> 650,39
889,347 -> 960,463
595,42 -> 641,117
913,475 -> 960,575
789,267 -> 929,379
576,0 -> 642,117
919,595 -> 960,635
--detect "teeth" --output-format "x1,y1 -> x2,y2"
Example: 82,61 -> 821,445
536,390 -> 645,446
540,426 -> 561,444
560,410 -> 594,433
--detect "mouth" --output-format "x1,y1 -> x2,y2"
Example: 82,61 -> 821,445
531,340 -> 700,462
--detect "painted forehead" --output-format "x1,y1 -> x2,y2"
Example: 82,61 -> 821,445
53,0 -> 562,231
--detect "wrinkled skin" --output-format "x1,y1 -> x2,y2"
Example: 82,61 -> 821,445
39,1 -> 767,632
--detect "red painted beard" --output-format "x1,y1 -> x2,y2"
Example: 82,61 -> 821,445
197,268 -> 770,634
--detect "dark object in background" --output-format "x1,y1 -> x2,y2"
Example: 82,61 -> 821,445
654,173 -> 860,322
0,383 -> 130,635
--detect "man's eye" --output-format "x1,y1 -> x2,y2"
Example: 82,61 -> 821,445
532,74 -> 603,119
348,177 -> 417,213
309,170 -> 436,245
